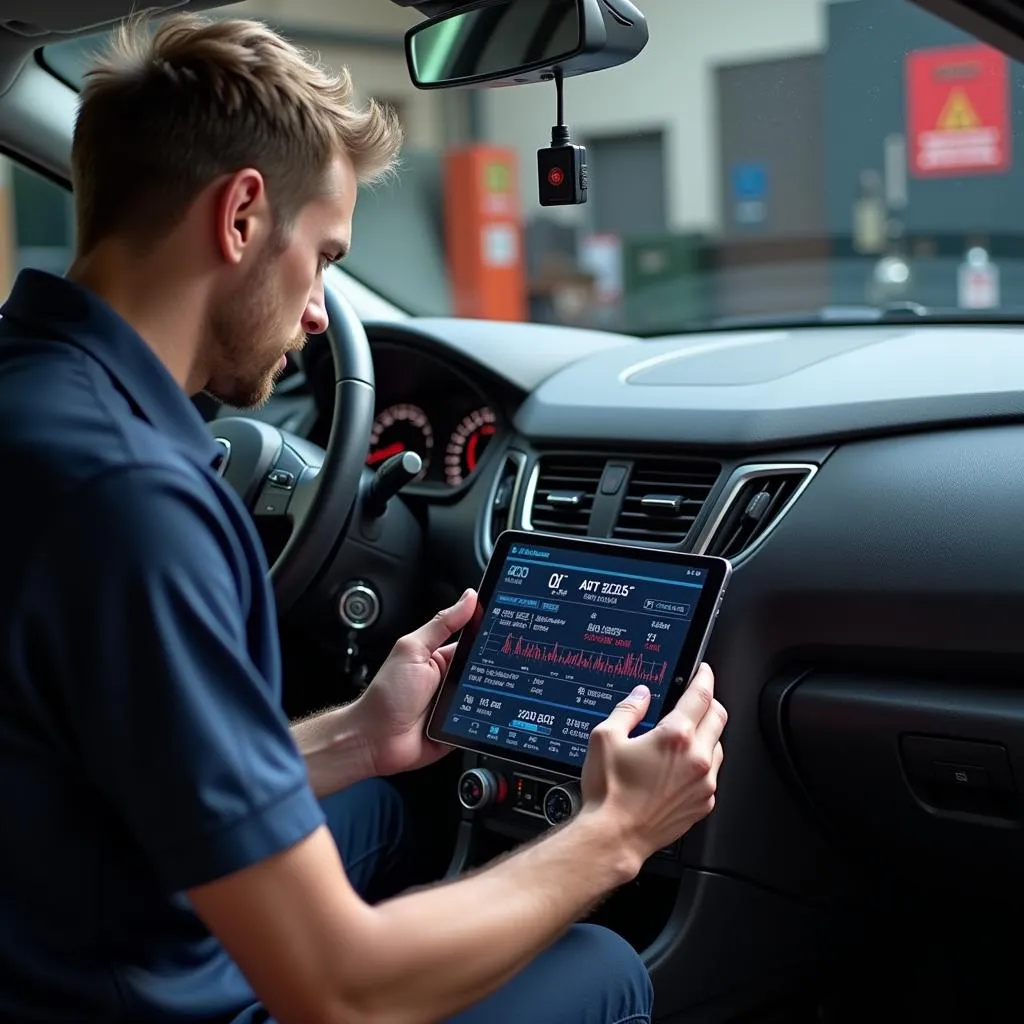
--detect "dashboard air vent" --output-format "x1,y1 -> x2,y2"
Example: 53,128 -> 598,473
702,466 -> 815,561
527,454 -> 605,535
612,456 -> 720,546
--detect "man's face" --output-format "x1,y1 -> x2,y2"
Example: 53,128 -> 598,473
205,154 -> 357,408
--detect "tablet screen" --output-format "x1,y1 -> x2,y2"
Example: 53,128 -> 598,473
429,535 -> 722,774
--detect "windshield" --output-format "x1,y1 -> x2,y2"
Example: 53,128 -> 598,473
36,0 -> 1024,335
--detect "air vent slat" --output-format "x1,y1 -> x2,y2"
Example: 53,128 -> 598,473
616,512 -> 700,523
703,467 -> 815,560
528,454 -> 605,536
611,456 -> 721,546
619,498 -> 706,511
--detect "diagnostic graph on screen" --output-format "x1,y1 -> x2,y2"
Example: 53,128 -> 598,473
489,631 -> 669,686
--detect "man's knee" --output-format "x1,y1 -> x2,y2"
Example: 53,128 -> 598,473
318,778 -> 409,900
447,923 -> 653,1024
559,924 -> 654,1022
320,777 -> 406,843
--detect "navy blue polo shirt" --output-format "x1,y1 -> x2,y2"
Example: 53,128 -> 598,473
0,270 -> 326,1022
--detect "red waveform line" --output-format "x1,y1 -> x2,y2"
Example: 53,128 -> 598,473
499,632 -> 667,685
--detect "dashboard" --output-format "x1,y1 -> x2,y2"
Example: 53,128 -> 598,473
263,306 -> 1024,1020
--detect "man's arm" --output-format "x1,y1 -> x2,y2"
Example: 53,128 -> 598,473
189,674 -> 726,1024
293,589 -> 479,796
290,585 -> 477,798
189,809 -> 632,1024
23,467 -> 329,892
291,706 -> 374,798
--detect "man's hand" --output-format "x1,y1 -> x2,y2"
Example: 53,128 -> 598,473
580,663 -> 727,873
351,588 -> 478,778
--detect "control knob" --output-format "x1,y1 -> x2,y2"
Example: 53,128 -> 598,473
457,768 -> 507,811
543,781 -> 582,826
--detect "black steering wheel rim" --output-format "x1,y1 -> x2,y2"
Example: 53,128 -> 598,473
212,282 -> 375,616
272,284 -> 375,611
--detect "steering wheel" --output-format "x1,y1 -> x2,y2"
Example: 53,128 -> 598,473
209,286 -> 375,616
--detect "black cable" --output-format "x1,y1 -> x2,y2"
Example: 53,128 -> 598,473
551,68 -> 569,147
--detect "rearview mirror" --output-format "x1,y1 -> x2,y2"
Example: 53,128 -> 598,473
405,0 -> 649,90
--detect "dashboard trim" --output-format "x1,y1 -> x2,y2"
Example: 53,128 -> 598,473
690,462 -> 819,561
616,331 -> 789,384
519,460 -> 542,533
479,448 -> 528,562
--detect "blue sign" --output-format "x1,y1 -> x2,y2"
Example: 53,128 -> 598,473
732,161 -> 768,201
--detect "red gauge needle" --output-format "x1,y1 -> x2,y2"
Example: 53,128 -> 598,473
367,442 -> 406,465
466,425 -> 496,471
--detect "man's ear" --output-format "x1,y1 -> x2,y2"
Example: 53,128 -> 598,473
214,168 -> 270,265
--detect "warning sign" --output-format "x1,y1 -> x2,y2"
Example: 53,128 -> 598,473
938,89 -> 979,131
906,44 -> 1010,177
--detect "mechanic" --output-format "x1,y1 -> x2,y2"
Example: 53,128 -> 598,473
0,13 -> 727,1024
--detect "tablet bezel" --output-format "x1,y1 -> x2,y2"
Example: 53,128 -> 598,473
425,530 -> 731,779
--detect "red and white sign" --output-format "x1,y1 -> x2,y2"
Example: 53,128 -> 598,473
906,44 -> 1010,178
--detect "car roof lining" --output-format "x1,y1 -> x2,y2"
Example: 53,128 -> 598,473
0,2 -> 233,45
0,0 -> 442,183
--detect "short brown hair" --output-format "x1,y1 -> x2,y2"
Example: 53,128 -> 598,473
71,13 -> 403,254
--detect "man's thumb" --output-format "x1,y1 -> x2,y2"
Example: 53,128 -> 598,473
410,588 -> 477,652
603,685 -> 651,733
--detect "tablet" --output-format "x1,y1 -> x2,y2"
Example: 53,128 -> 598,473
426,530 -> 731,778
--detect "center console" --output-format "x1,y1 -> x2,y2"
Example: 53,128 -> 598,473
429,531 -> 726,953
449,751 -> 684,879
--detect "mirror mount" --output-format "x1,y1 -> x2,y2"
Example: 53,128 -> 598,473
404,0 -> 649,91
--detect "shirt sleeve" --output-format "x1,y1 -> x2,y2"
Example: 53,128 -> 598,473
19,464 -> 325,893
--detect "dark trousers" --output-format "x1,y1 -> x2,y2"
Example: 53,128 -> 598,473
239,778 -> 654,1024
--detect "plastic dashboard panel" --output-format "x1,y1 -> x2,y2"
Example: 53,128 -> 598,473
766,670 -> 1024,885
698,419 -> 1024,895
512,323 -> 1024,447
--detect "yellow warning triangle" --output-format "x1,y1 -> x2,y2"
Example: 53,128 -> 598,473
937,87 -> 981,130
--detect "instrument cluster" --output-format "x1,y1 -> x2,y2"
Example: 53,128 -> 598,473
367,341 -> 502,490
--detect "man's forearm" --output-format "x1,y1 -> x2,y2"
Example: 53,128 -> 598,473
347,808 -> 639,1022
291,705 -> 374,798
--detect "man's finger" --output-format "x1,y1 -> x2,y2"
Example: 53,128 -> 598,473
430,642 -> 459,677
407,589 -> 477,653
693,697 -> 727,751
711,740 -> 724,777
668,663 -> 715,725
599,685 -> 651,735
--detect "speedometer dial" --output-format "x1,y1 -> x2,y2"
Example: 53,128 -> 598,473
444,407 -> 497,486
368,403 -> 433,479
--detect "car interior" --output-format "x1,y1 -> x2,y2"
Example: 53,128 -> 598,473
5,0 -> 1024,1020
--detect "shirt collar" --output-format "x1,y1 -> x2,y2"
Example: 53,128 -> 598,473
0,269 -> 223,469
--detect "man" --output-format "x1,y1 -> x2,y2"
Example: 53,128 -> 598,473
0,12 -> 728,1024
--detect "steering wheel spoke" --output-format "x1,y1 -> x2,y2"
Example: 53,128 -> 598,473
253,445 -> 308,517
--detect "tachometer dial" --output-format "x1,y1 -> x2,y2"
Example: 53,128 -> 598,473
444,407 -> 497,486
368,403 -> 433,478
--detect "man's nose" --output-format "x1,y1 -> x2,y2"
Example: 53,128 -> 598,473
303,293 -> 329,335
